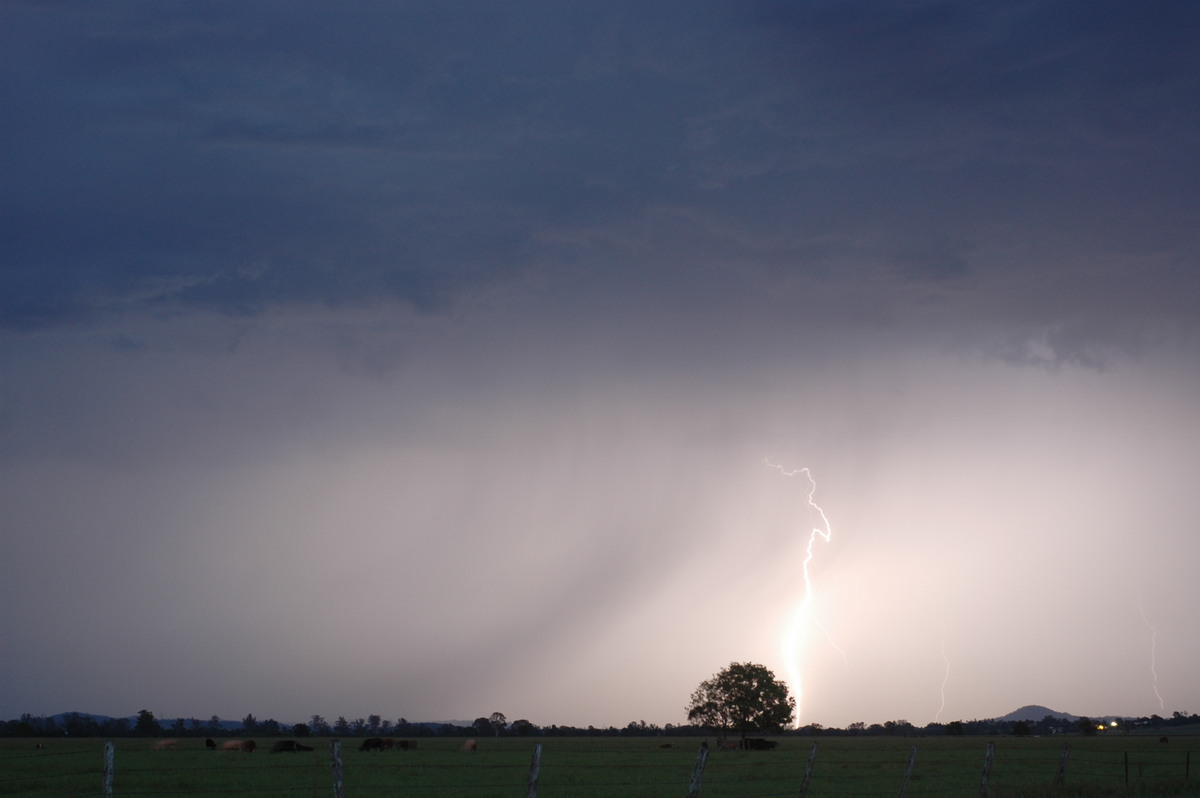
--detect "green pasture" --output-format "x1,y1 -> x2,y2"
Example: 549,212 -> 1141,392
0,735 -> 1195,798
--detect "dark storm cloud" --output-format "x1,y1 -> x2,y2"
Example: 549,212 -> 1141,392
6,1 -> 1196,340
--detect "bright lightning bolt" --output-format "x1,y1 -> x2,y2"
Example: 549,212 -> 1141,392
766,460 -> 846,726
935,620 -> 950,723
1139,603 -> 1165,712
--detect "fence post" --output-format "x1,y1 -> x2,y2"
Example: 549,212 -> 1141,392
980,741 -> 994,798
898,745 -> 917,798
103,740 -> 115,798
331,739 -> 344,798
686,743 -> 709,798
1186,750 -> 1190,783
526,743 -> 542,798
1054,743 -> 1070,789
797,742 -> 819,797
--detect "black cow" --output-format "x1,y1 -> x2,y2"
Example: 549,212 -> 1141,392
741,738 -> 777,751
271,740 -> 299,753
205,738 -> 216,750
359,737 -> 384,752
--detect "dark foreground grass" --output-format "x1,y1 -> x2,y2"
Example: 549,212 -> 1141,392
1,735 -> 1195,797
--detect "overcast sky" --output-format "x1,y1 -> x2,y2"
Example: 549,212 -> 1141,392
3,1 -> 1198,731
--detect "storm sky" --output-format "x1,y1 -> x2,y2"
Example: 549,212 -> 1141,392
2,1 -> 1198,730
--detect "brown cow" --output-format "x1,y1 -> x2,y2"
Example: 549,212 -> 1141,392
396,740 -> 417,751
463,738 -> 477,752
151,739 -> 179,751
219,739 -> 256,752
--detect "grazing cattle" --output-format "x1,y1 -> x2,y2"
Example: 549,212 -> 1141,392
1160,736 -> 1169,744
151,739 -> 179,751
271,740 -> 299,753
381,738 -> 395,751
396,740 -> 417,751
296,742 -> 314,752
205,738 -> 216,750
359,737 -> 384,752
717,739 -> 739,752
741,738 -> 777,751
659,743 -> 673,749
463,738 -> 477,752
219,740 -> 256,753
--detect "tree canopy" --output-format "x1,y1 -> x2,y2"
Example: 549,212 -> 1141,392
685,662 -> 795,737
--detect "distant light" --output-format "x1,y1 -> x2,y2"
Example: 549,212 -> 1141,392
1110,721 -> 1119,727
1097,724 -> 1106,731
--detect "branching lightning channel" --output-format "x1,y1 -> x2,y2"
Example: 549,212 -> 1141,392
766,460 -> 846,726
1139,603 -> 1165,712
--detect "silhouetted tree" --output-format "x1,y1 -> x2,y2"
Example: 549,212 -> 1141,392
489,712 -> 507,736
135,710 -> 162,737
685,662 -> 795,738
102,717 -> 131,737
62,712 -> 101,737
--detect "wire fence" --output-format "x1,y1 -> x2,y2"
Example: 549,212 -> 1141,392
0,737 -> 1194,798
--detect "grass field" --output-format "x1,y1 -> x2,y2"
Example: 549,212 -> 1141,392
1,735 -> 1195,797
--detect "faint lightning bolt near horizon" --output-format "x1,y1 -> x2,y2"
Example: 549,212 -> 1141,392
1139,604 -> 1165,712
935,620 -> 950,723
765,460 -> 847,726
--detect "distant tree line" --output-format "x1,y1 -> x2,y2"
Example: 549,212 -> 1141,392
795,711 -> 1200,738
4,708 -> 1197,739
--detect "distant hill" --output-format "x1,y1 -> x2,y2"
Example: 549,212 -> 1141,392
995,705 -> 1140,725
997,705 -> 1079,723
